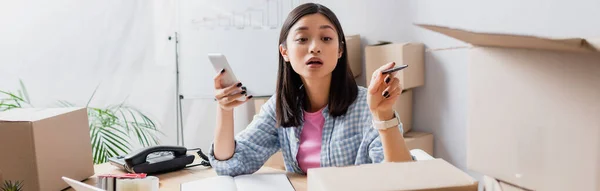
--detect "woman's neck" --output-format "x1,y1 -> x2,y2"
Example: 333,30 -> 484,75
302,75 -> 331,113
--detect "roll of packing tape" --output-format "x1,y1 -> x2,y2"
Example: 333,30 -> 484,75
116,176 -> 159,191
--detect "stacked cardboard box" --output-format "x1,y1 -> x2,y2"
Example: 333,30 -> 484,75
419,24 -> 600,191
365,41 -> 424,134
0,108 -> 94,190
346,34 -> 363,78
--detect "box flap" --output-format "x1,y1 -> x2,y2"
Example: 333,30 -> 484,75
416,24 -> 598,53
308,159 -> 477,191
0,108 -> 85,122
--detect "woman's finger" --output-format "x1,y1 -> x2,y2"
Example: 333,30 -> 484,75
215,82 -> 244,100
385,86 -> 402,100
223,95 -> 254,108
213,69 -> 226,89
218,90 -> 247,105
369,62 -> 396,94
381,77 -> 400,98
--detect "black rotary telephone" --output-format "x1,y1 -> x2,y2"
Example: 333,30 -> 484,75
108,145 -> 211,174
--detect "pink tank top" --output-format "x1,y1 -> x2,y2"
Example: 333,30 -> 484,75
296,108 -> 325,173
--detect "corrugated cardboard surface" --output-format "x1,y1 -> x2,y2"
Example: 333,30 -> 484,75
396,89 -> 413,133
365,42 -> 425,90
0,108 -> 94,190
34,108 -> 94,190
346,34 -> 362,78
308,159 -> 477,191
467,47 -> 600,191
404,131 -> 434,156
0,121 -> 40,190
417,24 -> 598,53
418,24 -> 600,191
253,97 -> 269,115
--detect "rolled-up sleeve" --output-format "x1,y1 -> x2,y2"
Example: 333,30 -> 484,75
365,111 -> 404,163
208,97 -> 280,176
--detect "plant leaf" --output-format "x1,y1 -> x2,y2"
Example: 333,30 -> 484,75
86,84 -> 101,108
19,79 -> 30,104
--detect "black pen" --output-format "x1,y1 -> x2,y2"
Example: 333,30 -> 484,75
381,64 -> 409,75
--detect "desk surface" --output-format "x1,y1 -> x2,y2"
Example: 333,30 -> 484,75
67,163 -> 307,191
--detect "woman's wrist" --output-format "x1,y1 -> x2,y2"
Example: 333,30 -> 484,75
218,106 -> 234,114
371,109 -> 394,121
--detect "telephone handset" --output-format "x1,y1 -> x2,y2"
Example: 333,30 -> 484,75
108,145 -> 211,175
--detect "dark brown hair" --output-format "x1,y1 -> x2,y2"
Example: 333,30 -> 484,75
275,3 -> 358,127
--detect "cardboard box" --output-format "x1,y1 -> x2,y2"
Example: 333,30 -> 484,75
253,97 -> 269,114
419,24 -> 600,191
396,89 -> 413,133
308,159 -> 477,191
404,131 -> 434,156
0,108 -> 94,191
365,42 -> 424,89
346,34 -> 362,78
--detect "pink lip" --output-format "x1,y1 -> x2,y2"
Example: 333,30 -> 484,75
305,57 -> 323,65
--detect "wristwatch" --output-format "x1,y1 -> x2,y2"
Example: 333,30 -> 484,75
372,111 -> 401,130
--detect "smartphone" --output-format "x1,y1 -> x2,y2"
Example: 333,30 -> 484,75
381,64 -> 409,74
208,53 -> 247,100
209,53 -> 239,87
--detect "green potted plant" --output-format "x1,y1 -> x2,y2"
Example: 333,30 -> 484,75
1,180 -> 23,191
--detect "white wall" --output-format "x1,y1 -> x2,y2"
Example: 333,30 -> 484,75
0,0 -> 179,150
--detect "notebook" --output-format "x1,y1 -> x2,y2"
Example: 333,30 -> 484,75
180,173 -> 295,191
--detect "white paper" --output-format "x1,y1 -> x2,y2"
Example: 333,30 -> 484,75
234,174 -> 295,191
181,176 -> 237,191
180,174 -> 294,191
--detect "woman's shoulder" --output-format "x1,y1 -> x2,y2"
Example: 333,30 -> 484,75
357,86 -> 368,99
348,86 -> 369,111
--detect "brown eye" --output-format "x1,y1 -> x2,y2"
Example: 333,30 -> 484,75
295,38 -> 308,43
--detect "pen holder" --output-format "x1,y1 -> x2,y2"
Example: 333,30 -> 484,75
117,176 -> 159,191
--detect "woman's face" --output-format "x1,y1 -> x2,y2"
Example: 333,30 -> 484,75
280,13 -> 342,80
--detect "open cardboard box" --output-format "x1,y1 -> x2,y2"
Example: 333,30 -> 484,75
418,24 -> 600,191
0,108 -> 94,190
308,158 -> 477,191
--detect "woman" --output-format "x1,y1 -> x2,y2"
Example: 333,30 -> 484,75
210,3 -> 412,176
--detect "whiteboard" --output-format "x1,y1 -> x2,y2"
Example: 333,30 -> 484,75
178,0 -> 314,98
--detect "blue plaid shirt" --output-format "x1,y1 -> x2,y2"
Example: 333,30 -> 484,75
209,86 -> 403,176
